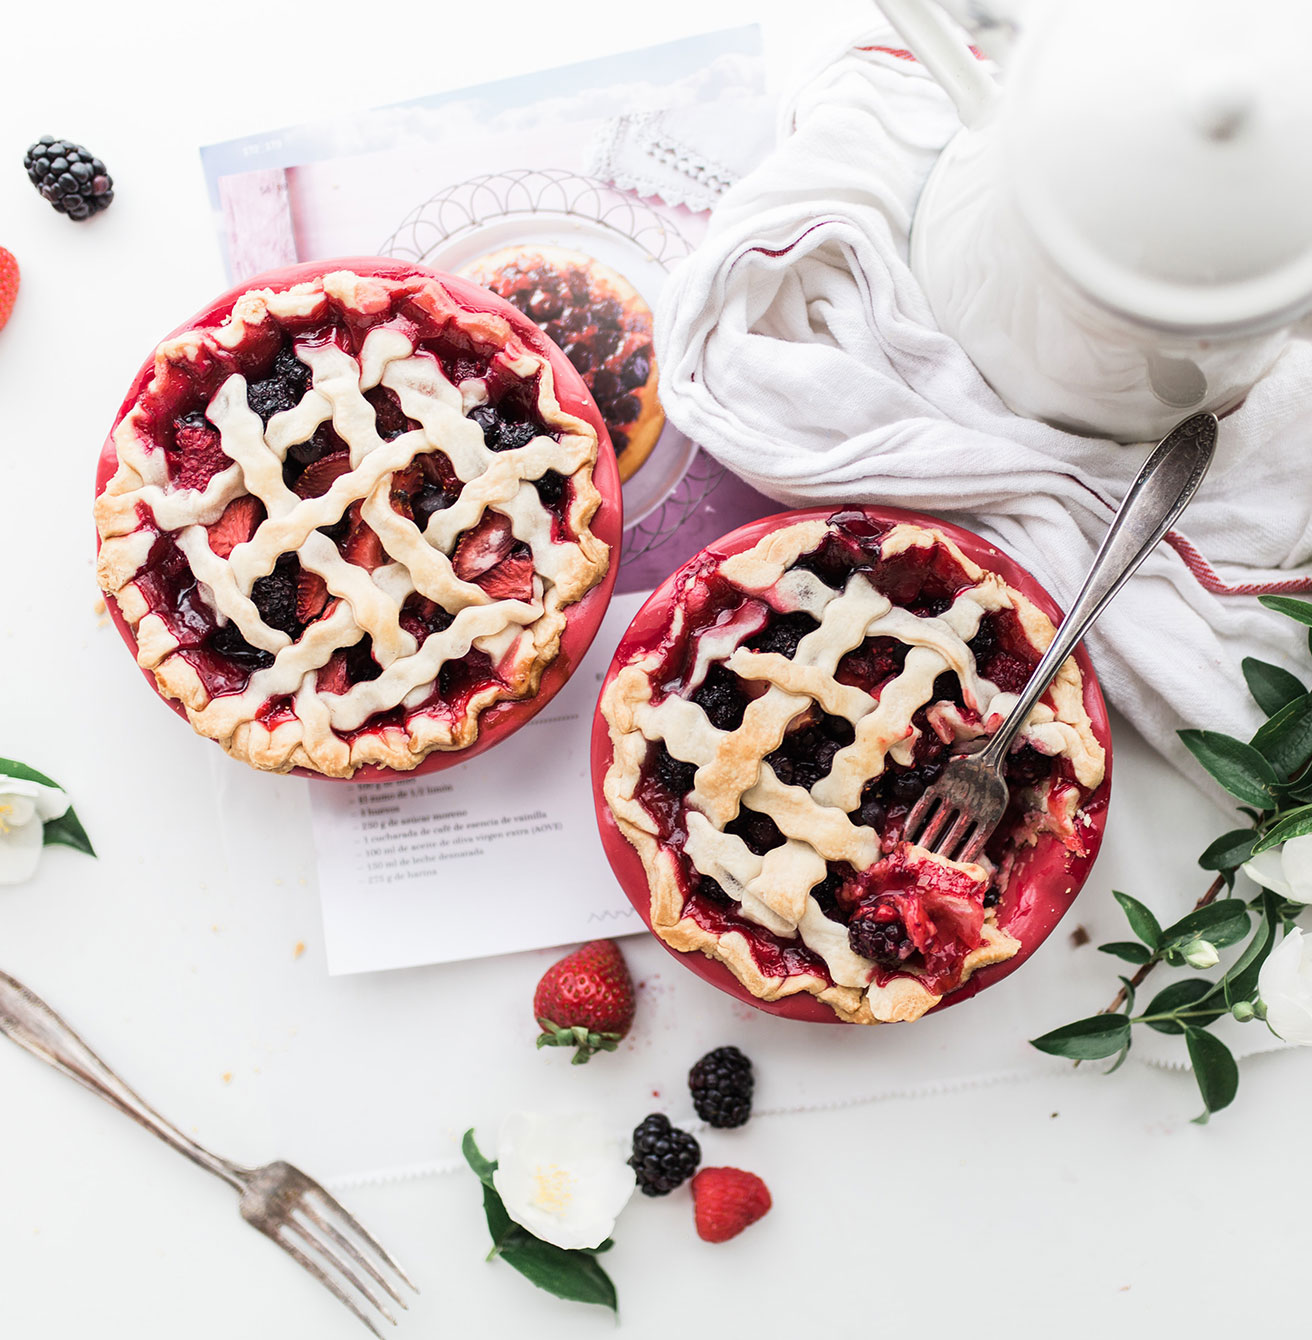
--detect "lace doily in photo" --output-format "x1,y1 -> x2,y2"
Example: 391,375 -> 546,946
380,169 -> 723,560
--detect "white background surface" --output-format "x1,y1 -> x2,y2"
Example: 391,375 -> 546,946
1,1 -> 1307,1336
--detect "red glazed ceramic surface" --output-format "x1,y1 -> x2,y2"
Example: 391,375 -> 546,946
590,505 -> 1112,1024
95,257 -> 622,783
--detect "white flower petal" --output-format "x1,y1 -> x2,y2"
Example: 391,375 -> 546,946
1243,848 -> 1294,899
1259,928 -> 1312,1045
0,814 -> 45,885
0,777 -> 69,821
1282,835 -> 1312,904
493,1112 -> 636,1251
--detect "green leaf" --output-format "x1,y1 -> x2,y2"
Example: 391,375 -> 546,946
1141,978 -> 1213,1033
461,1129 -> 498,1188
1030,1014 -> 1131,1060
1098,941 -> 1153,964
482,1182 -> 516,1256
1259,595 -> 1312,627
1185,1026 -> 1239,1119
1113,891 -> 1163,949
1160,900 -> 1251,952
1117,975 -> 1138,1018
497,1235 -> 619,1313
589,1239 -> 615,1254
1105,1042 -> 1132,1075
0,757 -> 96,858
1243,657 -> 1307,716
1251,806 -> 1312,856
1201,892 -> 1280,1007
1178,731 -> 1278,809
1198,828 -> 1260,872
1251,694 -> 1312,779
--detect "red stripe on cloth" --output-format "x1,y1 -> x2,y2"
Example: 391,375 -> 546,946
1163,531 -> 1312,597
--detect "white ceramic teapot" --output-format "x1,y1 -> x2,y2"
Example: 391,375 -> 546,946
880,0 -> 1312,440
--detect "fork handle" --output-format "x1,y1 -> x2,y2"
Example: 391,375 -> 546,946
982,411 -> 1218,764
0,969 -> 246,1190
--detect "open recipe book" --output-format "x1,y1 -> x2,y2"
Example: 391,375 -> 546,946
202,27 -> 779,973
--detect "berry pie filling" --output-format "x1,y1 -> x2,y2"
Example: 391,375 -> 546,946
95,269 -> 609,777
602,513 -> 1106,1024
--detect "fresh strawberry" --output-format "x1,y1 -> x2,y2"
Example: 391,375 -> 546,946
206,496 -> 263,557
293,450 -> 352,499
477,551 -> 535,602
173,416 -> 231,492
453,511 -> 514,581
316,652 -> 351,695
691,1168 -> 772,1243
533,939 -> 635,1065
0,248 -> 19,333
296,569 -> 329,623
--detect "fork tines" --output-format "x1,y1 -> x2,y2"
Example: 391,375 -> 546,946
243,1162 -> 417,1336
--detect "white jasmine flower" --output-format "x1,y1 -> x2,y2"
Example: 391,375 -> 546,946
1258,927 -> 1312,1045
492,1112 -> 635,1251
1242,833 -> 1312,904
0,777 -> 70,886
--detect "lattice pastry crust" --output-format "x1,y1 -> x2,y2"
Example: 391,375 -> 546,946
602,517 -> 1106,1024
95,270 -> 609,777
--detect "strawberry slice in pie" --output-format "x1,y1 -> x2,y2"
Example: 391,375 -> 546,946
600,511 -> 1106,1023
95,267 -> 610,778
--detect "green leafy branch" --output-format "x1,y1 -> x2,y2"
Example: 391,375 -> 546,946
1031,596 -> 1312,1119
461,1130 -> 618,1314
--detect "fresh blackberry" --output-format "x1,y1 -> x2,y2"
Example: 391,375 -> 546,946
628,1114 -> 701,1196
23,138 -> 113,220
688,1046 -> 754,1129
848,896 -> 916,966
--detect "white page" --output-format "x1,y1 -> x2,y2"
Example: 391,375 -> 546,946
311,591 -> 646,974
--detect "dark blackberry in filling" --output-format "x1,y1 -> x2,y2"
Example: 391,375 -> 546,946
848,895 -> 916,966
724,808 -> 785,855
344,635 -> 383,684
696,874 -> 732,905
887,757 -> 943,805
653,743 -> 697,798
246,347 -> 310,424
470,402 -> 538,453
1006,743 -> 1054,787
692,665 -> 749,732
851,790 -> 888,835
746,612 -> 819,659
810,868 -> 847,922
982,888 -> 1001,908
250,554 -> 300,638
767,713 -> 854,789
836,636 -> 908,691
534,470 -> 567,506
210,621 -> 273,670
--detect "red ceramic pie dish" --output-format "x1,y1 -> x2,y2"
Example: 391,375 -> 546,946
95,257 -> 622,783
590,505 -> 1113,1024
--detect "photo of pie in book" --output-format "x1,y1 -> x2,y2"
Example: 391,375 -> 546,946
594,506 -> 1111,1024
94,260 -> 621,780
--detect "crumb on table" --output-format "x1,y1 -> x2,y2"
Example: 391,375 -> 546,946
293,941 -> 306,960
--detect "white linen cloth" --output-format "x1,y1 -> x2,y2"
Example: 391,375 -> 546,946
654,27 -> 1312,774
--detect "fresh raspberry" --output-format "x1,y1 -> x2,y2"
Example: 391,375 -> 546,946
691,1167 -> 772,1243
534,939 -> 635,1064
0,249 -> 19,332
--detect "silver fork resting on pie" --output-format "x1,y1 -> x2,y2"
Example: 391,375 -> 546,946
0,968 -> 416,1335
904,410 -> 1218,863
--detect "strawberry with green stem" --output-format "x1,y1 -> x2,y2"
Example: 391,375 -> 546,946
533,939 -> 635,1064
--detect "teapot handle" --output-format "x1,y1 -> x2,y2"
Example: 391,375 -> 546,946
877,0 -> 1005,127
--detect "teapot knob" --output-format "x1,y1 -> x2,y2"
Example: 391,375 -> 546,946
1189,78 -> 1255,143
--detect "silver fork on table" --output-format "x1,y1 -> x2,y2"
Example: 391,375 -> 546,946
0,968 -> 416,1335
904,410 -> 1218,864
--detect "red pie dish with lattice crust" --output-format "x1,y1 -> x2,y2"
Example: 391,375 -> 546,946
95,260 -> 618,779
594,507 -> 1111,1025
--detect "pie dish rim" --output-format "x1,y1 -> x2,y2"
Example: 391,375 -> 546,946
589,503 -> 1113,1025
93,256 -> 623,783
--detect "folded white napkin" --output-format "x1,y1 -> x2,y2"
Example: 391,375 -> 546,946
655,26 -> 1312,775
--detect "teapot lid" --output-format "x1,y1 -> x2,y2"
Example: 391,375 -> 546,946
1002,0 -> 1312,332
